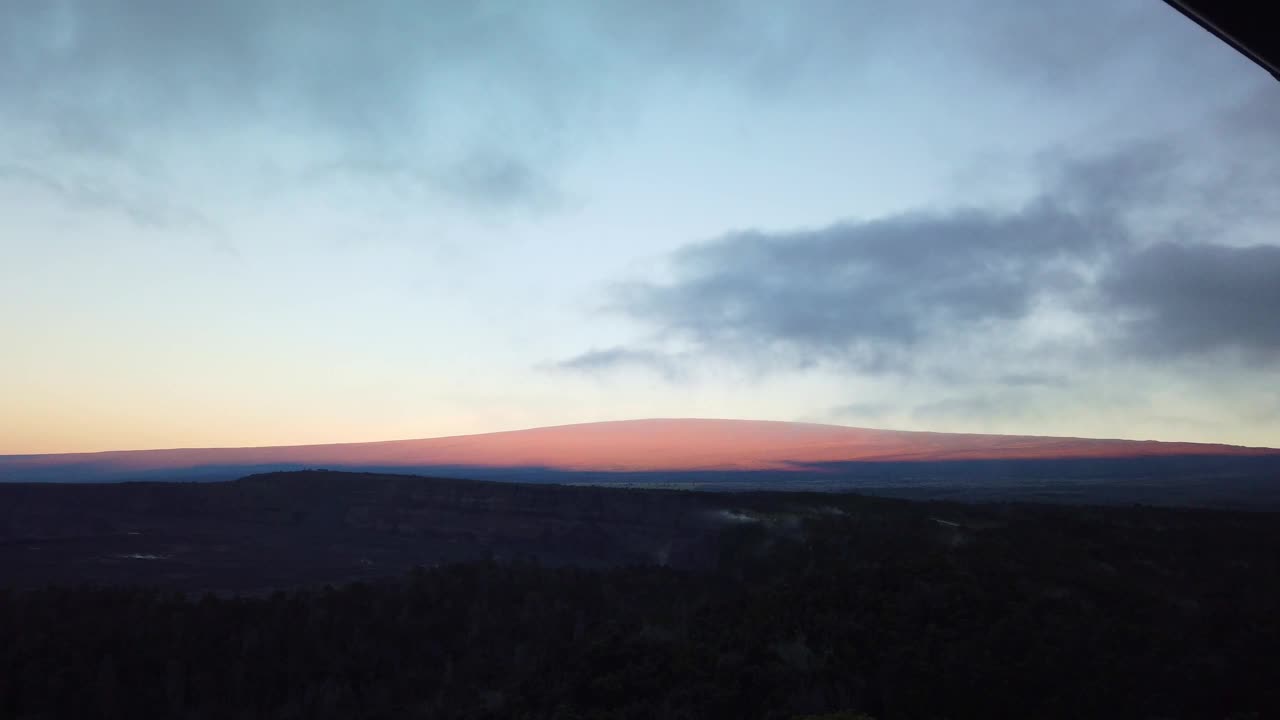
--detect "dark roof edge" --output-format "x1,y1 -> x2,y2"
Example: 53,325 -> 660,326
1163,0 -> 1280,81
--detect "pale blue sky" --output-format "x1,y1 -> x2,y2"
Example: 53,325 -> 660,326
2,0 -> 1278,453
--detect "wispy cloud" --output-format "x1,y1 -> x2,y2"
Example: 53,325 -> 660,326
552,346 -> 688,382
0,0 -> 895,212
0,164 -> 218,233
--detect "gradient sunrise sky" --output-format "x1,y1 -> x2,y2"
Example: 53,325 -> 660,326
2,0 -> 1278,454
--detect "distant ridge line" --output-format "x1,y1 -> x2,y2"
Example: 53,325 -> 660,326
2,419 -> 1277,484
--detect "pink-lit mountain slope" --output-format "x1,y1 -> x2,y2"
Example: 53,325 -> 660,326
2,419 -> 1277,481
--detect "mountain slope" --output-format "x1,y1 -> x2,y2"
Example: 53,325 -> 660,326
3,418 -> 1277,483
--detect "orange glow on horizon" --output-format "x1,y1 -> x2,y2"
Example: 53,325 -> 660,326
3,419 -> 1277,476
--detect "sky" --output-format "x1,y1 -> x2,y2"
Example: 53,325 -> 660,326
2,0 -> 1278,454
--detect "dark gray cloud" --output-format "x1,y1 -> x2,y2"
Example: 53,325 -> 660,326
606,200 -> 1114,373
1102,242 -> 1280,361
564,84 -> 1280,380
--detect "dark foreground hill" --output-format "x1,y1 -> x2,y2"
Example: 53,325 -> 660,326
1,470 -> 1279,718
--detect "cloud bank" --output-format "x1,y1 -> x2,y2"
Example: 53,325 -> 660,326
564,88 -> 1280,388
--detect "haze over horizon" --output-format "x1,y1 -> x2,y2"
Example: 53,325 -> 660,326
4,1 -> 1280,454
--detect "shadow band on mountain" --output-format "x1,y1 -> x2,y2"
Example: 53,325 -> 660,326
5,454 -> 1279,509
